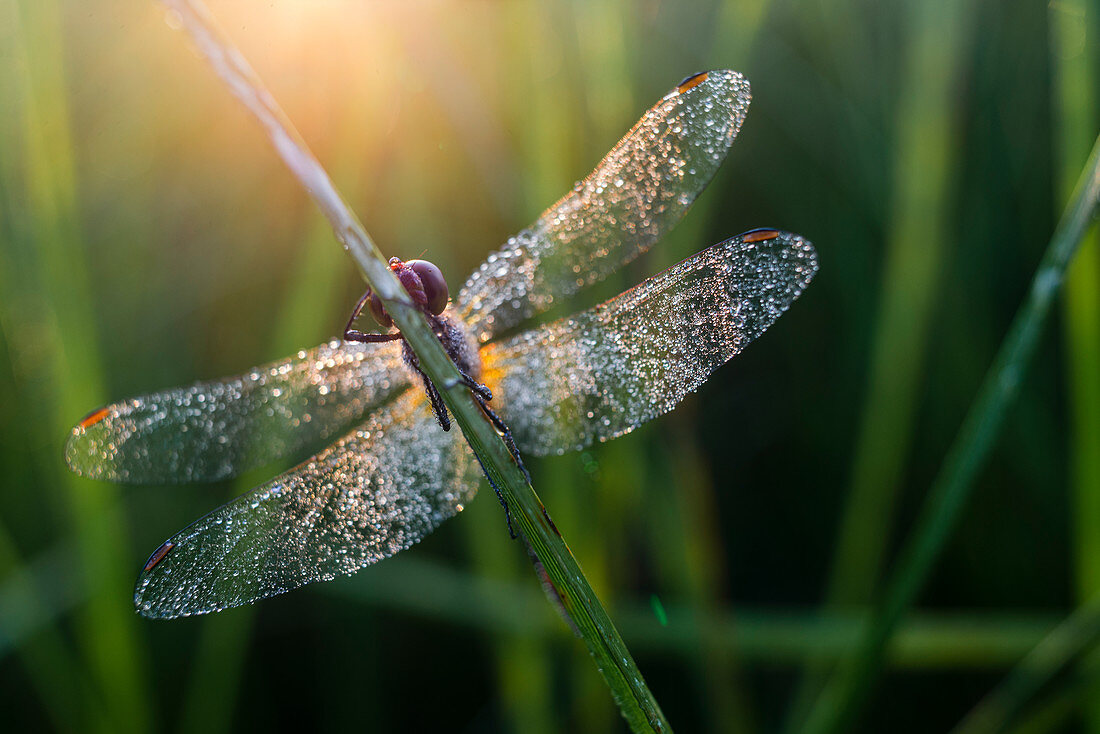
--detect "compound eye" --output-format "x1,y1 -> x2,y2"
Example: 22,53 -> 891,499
407,259 -> 449,315
367,292 -> 392,328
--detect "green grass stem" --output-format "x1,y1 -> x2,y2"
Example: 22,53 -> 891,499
158,1 -> 671,730
1,545 -> 1072,670
950,595 -> 1100,734
784,1 -> 976,725
1052,2 -> 1100,731
819,0 -> 975,610
0,531 -> 94,732
1000,659 -> 1100,734
799,129 -> 1100,734
330,556 -> 1065,669
4,1 -> 151,730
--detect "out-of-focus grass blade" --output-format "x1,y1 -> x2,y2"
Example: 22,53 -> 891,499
2,541 -> 1070,669
1052,1 -> 1100,730
650,423 -> 758,733
798,129 -> 1100,734
3,1 -> 151,730
0,22 -> 92,726
0,542 -> 85,657
815,0 -> 977,623
1000,660 -> 1100,734
786,0 -> 978,726
950,595 -> 1100,734
176,606 -> 253,734
324,554 -> 1064,668
0,531 -> 98,732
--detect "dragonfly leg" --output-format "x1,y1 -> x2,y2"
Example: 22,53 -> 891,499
443,369 -> 494,402
346,289 -> 371,326
344,330 -> 402,343
470,449 -> 516,540
471,393 -> 532,486
343,290 -> 402,343
401,341 -> 452,431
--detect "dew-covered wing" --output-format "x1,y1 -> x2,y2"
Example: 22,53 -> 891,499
66,340 -> 409,483
481,230 -> 817,455
456,70 -> 752,343
134,390 -> 480,618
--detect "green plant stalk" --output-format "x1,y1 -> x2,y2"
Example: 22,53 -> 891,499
6,1 -> 150,730
821,0 -> 974,613
0,530 -> 93,732
329,556 -> 1068,668
800,131 -> 1100,734
949,595 -> 1100,734
0,543 -> 1074,669
1001,663 -> 1100,734
158,1 -> 670,731
785,1 -> 975,726
1052,2 -> 1100,732
0,9 -> 89,728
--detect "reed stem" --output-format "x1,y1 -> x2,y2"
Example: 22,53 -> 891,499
158,1 -> 670,730
800,130 -> 1100,734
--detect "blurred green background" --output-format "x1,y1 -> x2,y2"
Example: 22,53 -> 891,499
2,0 -> 1099,731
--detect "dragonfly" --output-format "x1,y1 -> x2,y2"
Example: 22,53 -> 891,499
66,70 -> 817,619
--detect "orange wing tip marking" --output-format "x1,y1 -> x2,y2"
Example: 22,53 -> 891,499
742,228 -> 781,243
78,407 -> 111,430
143,541 -> 176,572
675,71 -> 709,95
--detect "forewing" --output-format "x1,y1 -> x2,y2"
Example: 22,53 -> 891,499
482,231 -> 818,455
134,390 -> 480,618
66,340 -> 409,483
456,70 -> 751,342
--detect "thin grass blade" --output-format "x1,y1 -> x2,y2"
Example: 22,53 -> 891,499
800,129 -> 1100,734
156,1 -> 671,729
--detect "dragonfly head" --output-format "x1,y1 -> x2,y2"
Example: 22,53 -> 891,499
367,258 -> 450,328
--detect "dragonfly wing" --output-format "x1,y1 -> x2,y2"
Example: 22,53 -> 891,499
457,70 -> 751,342
66,339 -> 409,483
482,230 -> 818,456
134,390 -> 480,618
